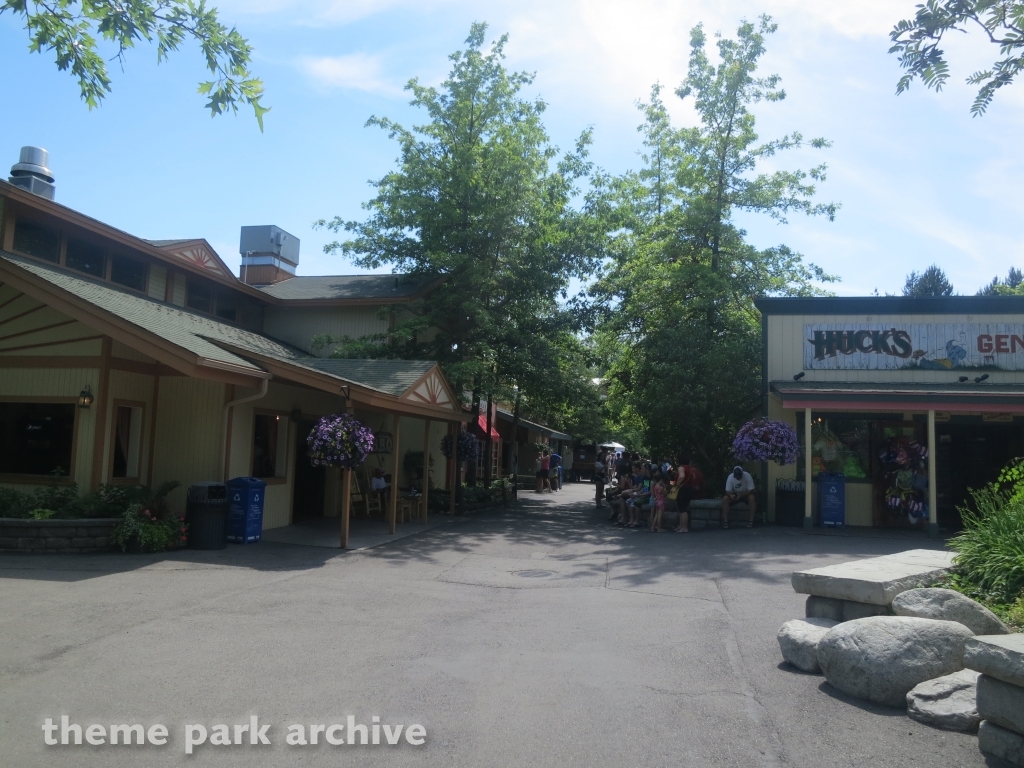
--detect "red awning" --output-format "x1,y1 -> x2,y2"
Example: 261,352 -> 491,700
471,414 -> 501,440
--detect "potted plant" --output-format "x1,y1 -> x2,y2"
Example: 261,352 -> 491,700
307,413 -> 375,469
441,431 -> 478,513
732,418 -> 800,466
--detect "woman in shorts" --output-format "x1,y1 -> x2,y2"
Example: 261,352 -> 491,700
594,451 -> 607,508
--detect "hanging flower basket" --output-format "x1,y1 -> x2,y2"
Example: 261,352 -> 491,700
732,418 -> 800,466
441,431 -> 478,461
307,413 -> 375,469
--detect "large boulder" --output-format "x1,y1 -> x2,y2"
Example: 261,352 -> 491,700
891,588 -> 1009,635
906,669 -> 980,733
806,595 -> 843,622
978,721 -> 1024,767
964,634 -> 1024,688
778,618 -> 838,673
977,673 -> 1024,736
816,616 -> 974,707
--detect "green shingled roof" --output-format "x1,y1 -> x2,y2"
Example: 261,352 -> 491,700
1,252 -> 442,398
255,274 -> 435,301
301,359 -> 435,397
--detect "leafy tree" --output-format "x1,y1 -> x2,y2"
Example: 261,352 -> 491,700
1,0 -> 268,129
903,264 -> 955,296
591,17 -> 837,484
316,23 -> 604,479
890,1 -> 1024,116
978,266 -> 1023,295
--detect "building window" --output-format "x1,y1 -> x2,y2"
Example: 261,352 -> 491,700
215,294 -> 237,322
0,402 -> 76,477
110,254 -> 147,291
186,280 -> 212,313
252,413 -> 288,479
111,404 -> 144,480
13,219 -> 60,263
797,416 -> 872,481
65,237 -> 107,278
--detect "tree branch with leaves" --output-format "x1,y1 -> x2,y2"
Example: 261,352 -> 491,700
890,0 -> 1024,115
2,0 -> 269,129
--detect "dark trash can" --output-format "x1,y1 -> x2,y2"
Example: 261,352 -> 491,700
818,472 -> 846,528
186,482 -> 228,550
226,477 -> 266,544
775,480 -> 806,527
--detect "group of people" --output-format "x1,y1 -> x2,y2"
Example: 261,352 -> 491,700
592,451 -> 757,531
534,448 -> 562,493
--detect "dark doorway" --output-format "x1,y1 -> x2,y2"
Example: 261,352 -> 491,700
936,421 -> 1024,531
292,419 -> 325,523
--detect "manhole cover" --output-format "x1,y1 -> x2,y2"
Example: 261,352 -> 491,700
514,569 -> 555,578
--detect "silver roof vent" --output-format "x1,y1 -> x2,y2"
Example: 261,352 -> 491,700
9,146 -> 56,200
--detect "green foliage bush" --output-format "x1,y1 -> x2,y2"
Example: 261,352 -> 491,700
110,503 -> 187,553
948,458 -> 1024,606
0,480 -> 180,520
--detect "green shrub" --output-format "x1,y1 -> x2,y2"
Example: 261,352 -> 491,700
949,482 -> 1024,604
110,503 -> 187,553
0,487 -> 31,518
0,480 -> 181,520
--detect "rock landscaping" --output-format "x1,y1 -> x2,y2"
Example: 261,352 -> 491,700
966,634 -> 1024,766
779,549 -> 1024,766
906,669 -> 980,733
0,518 -> 119,553
892,588 -> 1010,635
777,618 -> 837,673
816,615 -> 974,707
792,549 -> 955,607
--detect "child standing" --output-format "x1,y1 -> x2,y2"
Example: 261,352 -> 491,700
649,471 -> 668,532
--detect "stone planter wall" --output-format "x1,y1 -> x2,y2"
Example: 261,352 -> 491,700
0,518 -> 120,553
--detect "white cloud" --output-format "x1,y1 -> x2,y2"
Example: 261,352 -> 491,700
296,53 -> 403,96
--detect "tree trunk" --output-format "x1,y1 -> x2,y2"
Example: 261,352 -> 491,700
509,389 -> 522,499
467,384 -> 481,487
484,392 -> 493,488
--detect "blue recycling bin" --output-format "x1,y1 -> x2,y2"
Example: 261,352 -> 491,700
817,472 -> 846,527
226,477 -> 266,544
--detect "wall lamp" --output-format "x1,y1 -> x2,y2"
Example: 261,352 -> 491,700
975,374 -> 990,384
77,385 -> 94,408
958,376 -> 969,383
793,372 -> 805,381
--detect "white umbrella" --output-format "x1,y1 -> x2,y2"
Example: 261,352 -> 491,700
599,442 -> 626,452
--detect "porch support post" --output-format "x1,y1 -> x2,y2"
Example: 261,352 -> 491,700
927,409 -> 939,538
449,422 -> 458,516
421,418 -> 431,524
388,415 -> 401,534
340,467 -> 351,549
804,407 -> 813,530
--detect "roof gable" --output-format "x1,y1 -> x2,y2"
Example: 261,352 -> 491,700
147,239 -> 233,279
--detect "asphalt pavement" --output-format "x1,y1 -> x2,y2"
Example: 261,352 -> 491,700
0,482 -> 991,767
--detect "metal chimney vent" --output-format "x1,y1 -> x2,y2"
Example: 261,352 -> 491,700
9,146 -> 56,200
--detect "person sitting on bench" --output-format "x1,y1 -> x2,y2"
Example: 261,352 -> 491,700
722,466 -> 756,529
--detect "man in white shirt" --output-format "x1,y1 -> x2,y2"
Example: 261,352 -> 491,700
723,465 -> 756,529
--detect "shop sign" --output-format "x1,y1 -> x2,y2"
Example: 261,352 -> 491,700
372,431 -> 394,454
804,323 -> 1024,371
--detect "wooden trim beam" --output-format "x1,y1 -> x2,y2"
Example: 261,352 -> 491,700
147,365 -> 160,485
388,414 -> 401,535
341,468 -> 352,549
421,418 -> 430,524
90,337 -> 112,490
0,318 -> 76,343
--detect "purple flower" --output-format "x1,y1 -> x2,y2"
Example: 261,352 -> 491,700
440,431 -> 478,461
732,418 -> 800,465
307,413 -> 375,468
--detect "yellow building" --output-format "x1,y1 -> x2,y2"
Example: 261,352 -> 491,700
0,177 -> 466,544
758,297 -> 1024,535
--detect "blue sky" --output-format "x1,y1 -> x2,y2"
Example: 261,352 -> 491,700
1,0 -> 1022,297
